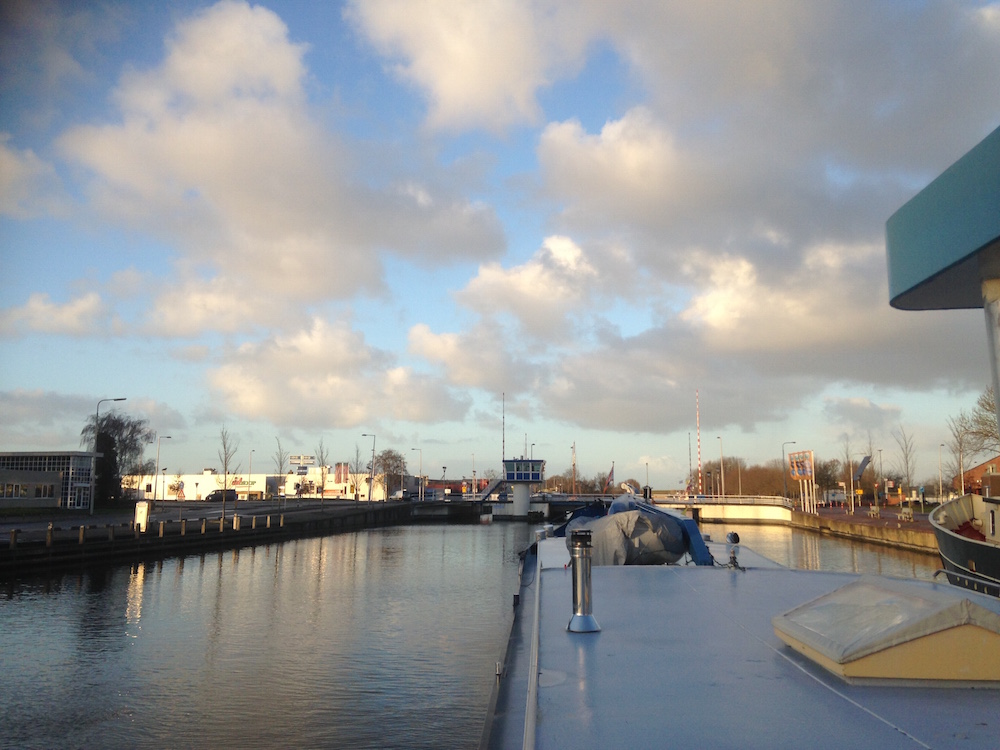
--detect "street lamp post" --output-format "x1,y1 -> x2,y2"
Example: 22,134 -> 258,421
411,448 -> 423,502
362,433 -> 376,502
92,397 -> 126,515
939,443 -> 944,507
717,436 -> 725,497
247,448 -> 254,503
153,435 -> 171,511
878,448 -> 883,508
781,441 -> 796,499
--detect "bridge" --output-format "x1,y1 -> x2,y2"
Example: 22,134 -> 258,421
488,492 -> 794,522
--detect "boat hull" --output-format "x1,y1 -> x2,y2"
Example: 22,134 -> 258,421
930,496 -> 1000,598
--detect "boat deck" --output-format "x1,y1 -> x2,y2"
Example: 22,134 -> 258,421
484,538 -> 999,750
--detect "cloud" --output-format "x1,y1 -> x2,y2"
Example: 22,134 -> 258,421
347,0 -> 595,133
408,320 -> 531,392
208,317 -> 470,428
55,0 -> 503,338
0,291 -> 107,336
0,1 -> 128,131
823,397 -> 902,434
455,235 -> 601,338
0,134 -> 66,218
539,108 -> 699,228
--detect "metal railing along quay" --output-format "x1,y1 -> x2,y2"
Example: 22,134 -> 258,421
1,501 -> 415,574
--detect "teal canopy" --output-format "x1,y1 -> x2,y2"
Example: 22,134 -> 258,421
886,125 -> 1000,310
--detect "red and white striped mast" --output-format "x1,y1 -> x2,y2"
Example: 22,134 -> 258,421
696,390 -> 702,494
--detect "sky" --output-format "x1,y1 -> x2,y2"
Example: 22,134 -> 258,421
2,0 -> 999,491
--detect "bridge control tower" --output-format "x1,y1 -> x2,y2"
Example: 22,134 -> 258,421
503,457 -> 545,518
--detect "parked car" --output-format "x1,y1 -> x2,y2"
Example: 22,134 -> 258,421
205,489 -> 238,503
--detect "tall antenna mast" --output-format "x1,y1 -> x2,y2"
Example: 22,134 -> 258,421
696,390 -> 703,494
572,442 -> 577,495
502,392 -> 505,464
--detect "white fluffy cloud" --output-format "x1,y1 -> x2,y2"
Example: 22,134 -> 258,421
209,317 -> 470,427
346,0 -> 595,132
455,235 -> 600,338
539,109 -> 700,229
55,0 -> 502,337
0,292 -> 108,336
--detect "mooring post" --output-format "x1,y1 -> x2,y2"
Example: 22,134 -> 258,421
78,525 -> 86,544
46,523 -> 54,547
10,528 -> 18,549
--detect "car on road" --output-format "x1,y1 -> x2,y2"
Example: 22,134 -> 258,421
205,489 -> 238,503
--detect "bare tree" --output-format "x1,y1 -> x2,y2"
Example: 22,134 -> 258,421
892,424 -> 916,496
947,413 -> 973,493
375,449 -> 407,500
840,436 -> 854,486
273,437 -> 289,500
350,444 -> 366,501
218,425 -> 239,519
865,431 -> 881,503
967,387 -> 1000,456
315,437 -> 330,505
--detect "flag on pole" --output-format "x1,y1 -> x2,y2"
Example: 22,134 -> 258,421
603,463 -> 615,493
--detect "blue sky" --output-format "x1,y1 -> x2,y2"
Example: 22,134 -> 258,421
1,0 -> 998,489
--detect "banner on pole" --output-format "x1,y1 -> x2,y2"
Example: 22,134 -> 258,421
788,450 -> 814,479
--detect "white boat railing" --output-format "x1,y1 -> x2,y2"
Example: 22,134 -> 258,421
522,529 -> 544,750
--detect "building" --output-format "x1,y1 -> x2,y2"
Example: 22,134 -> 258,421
124,463 -> 404,503
957,455 -> 1000,497
0,451 -> 98,510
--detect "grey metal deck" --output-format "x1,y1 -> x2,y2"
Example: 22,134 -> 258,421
485,538 -> 999,750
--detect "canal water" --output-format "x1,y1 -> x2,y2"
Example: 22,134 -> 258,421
0,520 -> 939,749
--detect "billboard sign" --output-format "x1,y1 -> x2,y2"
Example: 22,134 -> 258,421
788,450 -> 814,479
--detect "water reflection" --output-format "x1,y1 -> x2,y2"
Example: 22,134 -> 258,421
0,521 -> 940,748
0,523 -> 535,750
719,523 -> 939,580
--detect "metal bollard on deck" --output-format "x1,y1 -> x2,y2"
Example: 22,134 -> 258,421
567,529 -> 601,633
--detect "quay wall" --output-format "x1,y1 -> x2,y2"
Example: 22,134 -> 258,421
1,501 -> 483,574
785,510 -> 937,554
669,503 -> 938,555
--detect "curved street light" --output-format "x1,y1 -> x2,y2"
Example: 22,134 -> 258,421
781,441 -> 796,499
717,436 -> 725,497
153,435 -> 171,511
362,433 -> 376,502
411,448 -> 423,502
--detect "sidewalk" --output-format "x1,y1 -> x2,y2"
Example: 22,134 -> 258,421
815,503 -> 933,532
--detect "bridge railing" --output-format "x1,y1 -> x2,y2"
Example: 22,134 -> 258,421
525,493 -> 794,510
654,495 -> 794,509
